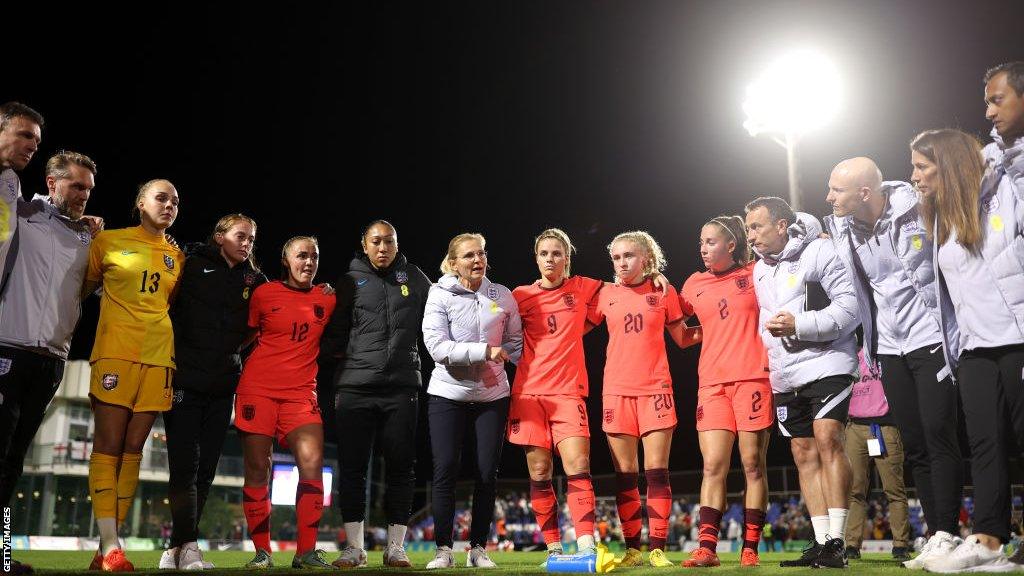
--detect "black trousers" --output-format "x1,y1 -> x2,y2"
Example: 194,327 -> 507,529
957,344 -> 1024,542
334,388 -> 419,525
428,394 -> 509,548
164,387 -> 234,547
0,346 -> 63,506
878,344 -> 963,535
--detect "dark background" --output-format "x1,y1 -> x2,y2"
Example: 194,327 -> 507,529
7,1 -> 1024,496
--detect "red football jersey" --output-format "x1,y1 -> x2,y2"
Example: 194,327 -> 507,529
589,280 -> 684,396
512,276 -> 603,396
238,281 -> 336,398
679,262 -> 768,387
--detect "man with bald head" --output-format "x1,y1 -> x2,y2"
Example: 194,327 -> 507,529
823,158 -> 963,569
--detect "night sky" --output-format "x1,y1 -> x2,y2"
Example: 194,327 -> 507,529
9,1 -> 1024,497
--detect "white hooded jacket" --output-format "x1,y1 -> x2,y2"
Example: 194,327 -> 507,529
752,212 -> 860,393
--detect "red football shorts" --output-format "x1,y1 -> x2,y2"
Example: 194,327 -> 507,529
695,379 -> 773,432
234,393 -> 322,445
507,394 -> 590,449
601,393 -> 677,437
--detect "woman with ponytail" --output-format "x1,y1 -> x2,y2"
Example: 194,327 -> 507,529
677,215 -> 771,568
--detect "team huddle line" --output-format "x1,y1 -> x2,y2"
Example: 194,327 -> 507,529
0,60 -> 1021,573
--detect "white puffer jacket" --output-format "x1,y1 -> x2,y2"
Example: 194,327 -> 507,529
752,213 -> 860,393
422,274 -> 522,403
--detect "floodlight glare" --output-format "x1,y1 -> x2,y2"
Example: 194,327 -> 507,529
742,50 -> 841,137
741,49 -> 841,210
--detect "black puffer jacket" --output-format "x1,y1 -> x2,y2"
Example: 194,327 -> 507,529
170,243 -> 267,397
322,252 -> 431,392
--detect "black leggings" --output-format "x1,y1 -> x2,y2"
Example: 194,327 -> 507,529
428,394 -> 509,548
957,344 -> 1024,542
878,344 -> 963,535
164,388 -> 234,547
334,388 -> 419,525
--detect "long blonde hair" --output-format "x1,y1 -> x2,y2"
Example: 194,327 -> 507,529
440,233 -> 486,275
607,230 -> 667,279
911,129 -> 985,253
132,179 -> 175,221
280,236 -> 319,280
534,228 -> 575,276
209,213 -> 260,272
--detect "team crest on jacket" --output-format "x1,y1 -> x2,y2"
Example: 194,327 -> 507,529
77,230 -> 90,245
604,408 -> 614,424
244,272 -> 257,286
900,219 -> 924,234
735,276 -> 749,290
487,285 -> 499,301
163,254 -> 175,270
314,304 -> 325,320
563,293 -> 575,308
396,270 -> 408,284
173,389 -> 184,404
776,406 -> 787,422
242,404 -> 255,421
646,294 -> 658,307
0,357 -> 11,376
509,418 -> 520,435
983,194 -> 1000,213
102,373 -> 119,391
787,261 -> 800,274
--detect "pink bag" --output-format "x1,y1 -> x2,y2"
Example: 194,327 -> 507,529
848,350 -> 889,418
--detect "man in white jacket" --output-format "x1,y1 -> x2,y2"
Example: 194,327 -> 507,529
744,196 -> 859,569
0,102 -> 44,290
822,158 -> 964,569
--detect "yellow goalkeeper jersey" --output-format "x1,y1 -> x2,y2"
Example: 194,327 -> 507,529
87,226 -> 185,368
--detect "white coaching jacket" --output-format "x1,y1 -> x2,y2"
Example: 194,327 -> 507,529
752,213 -> 860,393
422,273 -> 523,403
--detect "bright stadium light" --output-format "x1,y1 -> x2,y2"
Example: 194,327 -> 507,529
742,49 -> 842,210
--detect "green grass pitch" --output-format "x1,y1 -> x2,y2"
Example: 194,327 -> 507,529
13,549 -> 912,574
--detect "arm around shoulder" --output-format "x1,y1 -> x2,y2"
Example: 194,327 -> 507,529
501,290 -> 523,364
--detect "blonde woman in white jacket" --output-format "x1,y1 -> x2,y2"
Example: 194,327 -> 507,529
421,232 -> 522,570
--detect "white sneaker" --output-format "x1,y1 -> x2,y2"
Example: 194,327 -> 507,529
332,545 -> 368,568
922,535 -> 1017,573
159,547 -> 178,570
178,542 -> 208,571
467,545 -> 497,568
426,546 -> 454,570
904,531 -> 960,569
383,543 -> 412,568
